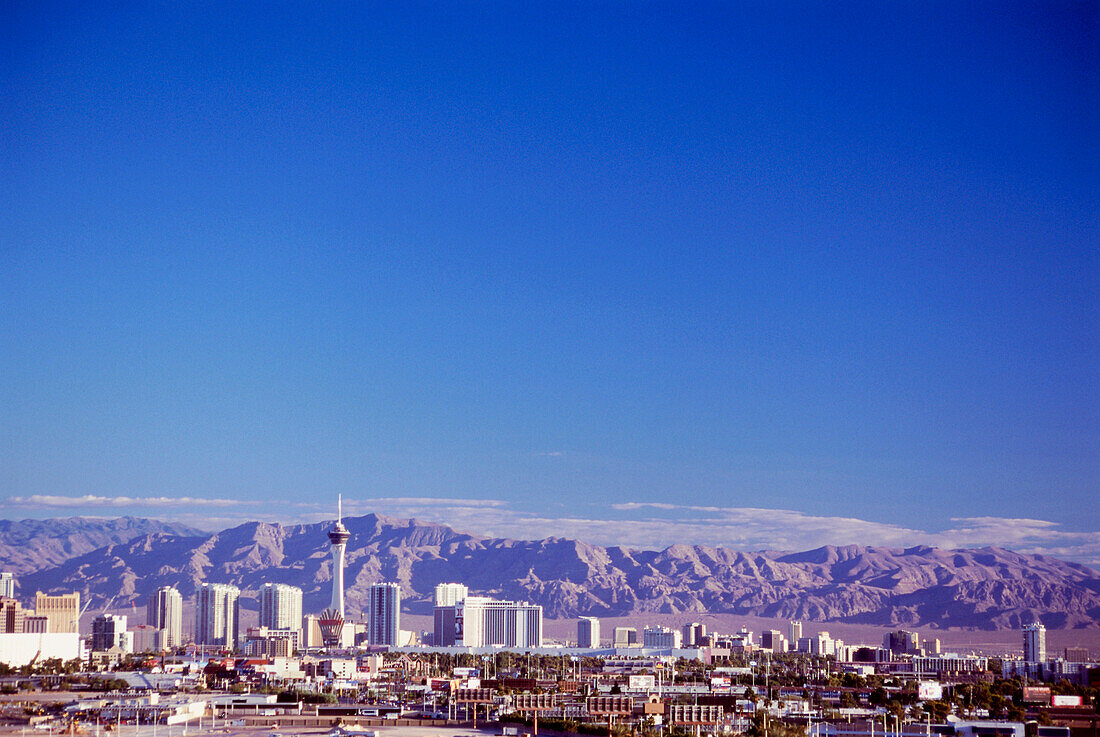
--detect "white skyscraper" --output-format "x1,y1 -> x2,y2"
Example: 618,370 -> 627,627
434,582 -> 468,607
789,620 -> 803,645
0,573 -> 14,599
368,582 -> 401,646
147,586 -> 183,648
259,583 -> 303,635
320,496 -> 351,648
577,616 -> 600,648
1023,622 -> 1046,663
195,583 -> 240,648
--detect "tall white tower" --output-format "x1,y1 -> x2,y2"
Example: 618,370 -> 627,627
195,583 -> 240,648
147,586 -> 183,648
319,495 -> 351,648
259,583 -> 303,635
1023,622 -> 1046,663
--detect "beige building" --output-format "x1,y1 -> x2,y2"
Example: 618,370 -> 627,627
0,598 -> 24,634
35,592 -> 80,633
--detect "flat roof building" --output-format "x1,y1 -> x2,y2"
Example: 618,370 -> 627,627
35,591 -> 80,633
434,596 -> 542,648
259,583 -> 303,635
368,583 -> 401,646
578,616 -> 600,648
195,584 -> 240,648
147,586 -> 183,649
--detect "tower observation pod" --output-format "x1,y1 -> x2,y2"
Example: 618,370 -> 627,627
319,495 -> 351,648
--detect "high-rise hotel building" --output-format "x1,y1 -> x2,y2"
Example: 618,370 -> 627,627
577,616 -> 600,648
435,596 -> 542,648
195,583 -> 240,648
434,582 -> 468,607
147,586 -> 183,648
1023,622 -> 1047,663
35,591 -> 80,633
368,583 -> 401,646
259,583 -> 303,635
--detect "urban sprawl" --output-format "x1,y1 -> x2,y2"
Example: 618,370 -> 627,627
0,509 -> 1097,737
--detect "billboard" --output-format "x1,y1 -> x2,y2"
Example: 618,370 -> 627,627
588,696 -> 634,716
1051,694 -> 1082,707
454,688 -> 494,704
917,682 -> 943,700
1023,686 -> 1052,703
629,675 -> 656,690
666,705 -> 724,725
513,694 -> 557,711
711,676 -> 731,693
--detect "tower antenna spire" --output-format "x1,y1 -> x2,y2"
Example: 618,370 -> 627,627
338,493 -> 342,523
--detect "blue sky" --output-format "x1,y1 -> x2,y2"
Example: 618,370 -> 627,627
2,2 -> 1097,563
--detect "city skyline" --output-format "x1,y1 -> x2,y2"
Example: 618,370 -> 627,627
3,4 -> 1096,563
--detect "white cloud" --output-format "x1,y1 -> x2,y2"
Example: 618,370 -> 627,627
7,494 -> 255,508
4,495 -> 1097,568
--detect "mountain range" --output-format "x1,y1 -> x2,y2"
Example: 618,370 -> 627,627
4,514 -> 1099,630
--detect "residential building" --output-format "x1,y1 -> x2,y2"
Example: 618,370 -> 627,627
434,583 -> 468,607
35,591 -> 80,633
1024,622 -> 1047,663
368,583 -> 401,646
259,583 -> 303,635
434,596 -> 542,648
578,616 -> 600,648
195,583 -> 240,648
91,613 -> 128,651
147,586 -> 183,648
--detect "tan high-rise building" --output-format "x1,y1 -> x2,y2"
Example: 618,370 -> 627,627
0,597 -> 25,633
35,592 -> 80,633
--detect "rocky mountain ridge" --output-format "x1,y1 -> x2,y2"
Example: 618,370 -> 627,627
0,517 -> 202,576
5,514 -> 1099,630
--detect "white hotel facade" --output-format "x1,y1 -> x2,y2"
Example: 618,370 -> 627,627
434,596 -> 542,648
